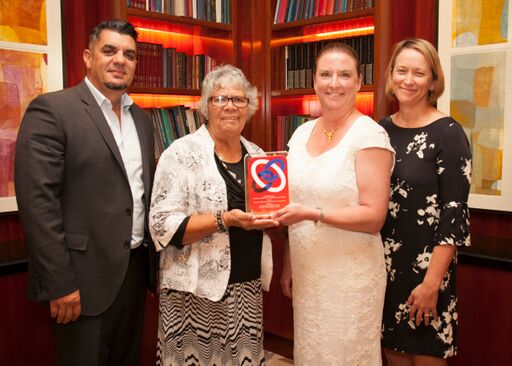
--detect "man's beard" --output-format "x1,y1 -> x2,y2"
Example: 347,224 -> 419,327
104,82 -> 128,91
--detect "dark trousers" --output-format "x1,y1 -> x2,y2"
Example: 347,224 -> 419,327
53,246 -> 148,366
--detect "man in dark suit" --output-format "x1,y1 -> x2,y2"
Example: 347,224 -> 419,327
14,19 -> 156,366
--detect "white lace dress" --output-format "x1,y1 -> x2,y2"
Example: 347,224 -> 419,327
287,116 -> 394,366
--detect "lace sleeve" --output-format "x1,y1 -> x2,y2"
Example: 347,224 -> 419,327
356,121 -> 395,154
149,143 -> 191,251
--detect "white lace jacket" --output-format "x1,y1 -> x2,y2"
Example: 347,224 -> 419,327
149,124 -> 273,301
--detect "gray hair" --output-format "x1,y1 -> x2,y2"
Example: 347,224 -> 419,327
197,64 -> 259,119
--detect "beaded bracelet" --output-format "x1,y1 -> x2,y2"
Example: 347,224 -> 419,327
214,210 -> 227,232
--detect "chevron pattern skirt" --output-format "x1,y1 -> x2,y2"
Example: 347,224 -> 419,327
156,279 -> 266,366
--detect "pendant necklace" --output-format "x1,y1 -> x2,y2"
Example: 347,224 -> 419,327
322,113 -> 352,141
322,126 -> 340,141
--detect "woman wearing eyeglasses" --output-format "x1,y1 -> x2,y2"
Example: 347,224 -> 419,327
149,64 -> 278,366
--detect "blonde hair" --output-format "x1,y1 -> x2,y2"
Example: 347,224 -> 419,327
384,38 -> 445,105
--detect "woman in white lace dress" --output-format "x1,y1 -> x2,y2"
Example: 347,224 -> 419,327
274,43 -> 395,365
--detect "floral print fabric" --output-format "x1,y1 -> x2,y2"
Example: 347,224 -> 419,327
149,125 -> 273,301
379,116 -> 471,358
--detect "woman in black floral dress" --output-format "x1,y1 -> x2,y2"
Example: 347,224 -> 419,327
379,39 -> 472,366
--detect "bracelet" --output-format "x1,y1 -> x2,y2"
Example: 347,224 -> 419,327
214,210 -> 227,232
314,208 -> 325,225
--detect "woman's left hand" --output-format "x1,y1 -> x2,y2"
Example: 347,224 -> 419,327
273,203 -> 316,226
407,282 -> 439,326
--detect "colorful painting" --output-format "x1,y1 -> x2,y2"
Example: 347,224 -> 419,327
0,50 -> 47,198
0,0 -> 47,45
0,0 -> 61,212
439,0 -> 512,211
452,0 -> 509,46
450,51 -> 505,195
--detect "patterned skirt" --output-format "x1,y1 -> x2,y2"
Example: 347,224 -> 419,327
157,279 -> 265,366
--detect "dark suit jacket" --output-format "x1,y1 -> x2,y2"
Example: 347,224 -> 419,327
14,80 -> 157,316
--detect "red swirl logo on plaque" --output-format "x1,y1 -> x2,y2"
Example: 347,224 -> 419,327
245,153 -> 289,214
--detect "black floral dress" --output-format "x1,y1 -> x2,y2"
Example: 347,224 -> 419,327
379,116 -> 472,358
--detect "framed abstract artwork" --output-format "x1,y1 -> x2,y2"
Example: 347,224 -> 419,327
0,0 -> 63,212
438,0 -> 512,211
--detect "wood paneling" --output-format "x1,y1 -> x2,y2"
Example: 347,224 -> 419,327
0,272 -> 54,365
263,238 -> 294,340
448,264 -> 512,365
0,271 -> 158,366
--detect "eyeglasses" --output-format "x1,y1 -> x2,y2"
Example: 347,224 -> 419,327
208,95 -> 249,108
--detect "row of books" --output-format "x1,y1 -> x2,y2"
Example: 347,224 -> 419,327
275,114 -> 312,151
274,0 -> 374,24
127,0 -> 231,24
285,35 -> 374,89
133,42 -> 219,89
145,105 -> 206,158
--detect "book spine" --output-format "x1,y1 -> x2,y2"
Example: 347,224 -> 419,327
318,0 -> 327,16
298,43 -> 306,89
286,45 -> 294,89
365,35 -> 373,85
285,0 -> 296,22
326,0 -> 335,15
305,42 -> 313,89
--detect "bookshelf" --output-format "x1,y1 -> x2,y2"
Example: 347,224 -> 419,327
266,0 -> 392,151
254,0 -> 394,340
110,0 -> 394,341
111,1 -> 242,153
113,2 -> 238,97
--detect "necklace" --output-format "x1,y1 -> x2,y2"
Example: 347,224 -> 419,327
214,147 -> 243,185
322,125 -> 341,141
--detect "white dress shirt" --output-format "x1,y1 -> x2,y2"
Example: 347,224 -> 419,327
85,77 -> 145,248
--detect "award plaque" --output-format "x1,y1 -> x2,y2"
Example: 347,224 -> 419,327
244,151 -> 289,214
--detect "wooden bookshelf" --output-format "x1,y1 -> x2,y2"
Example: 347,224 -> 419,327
127,7 -> 232,31
271,7 -> 375,31
266,0 -> 391,152
110,0 -> 393,342
252,0 -> 394,340
113,0 -> 238,101
271,84 -> 375,97
128,86 -> 201,95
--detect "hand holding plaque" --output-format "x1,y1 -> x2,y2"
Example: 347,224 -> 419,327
244,152 -> 289,215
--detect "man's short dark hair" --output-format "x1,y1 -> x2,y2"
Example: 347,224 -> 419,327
88,19 -> 138,48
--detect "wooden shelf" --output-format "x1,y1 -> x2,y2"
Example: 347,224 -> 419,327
119,2 -> 236,99
128,87 -> 201,95
271,7 -> 374,32
271,84 -> 375,97
127,7 -> 232,31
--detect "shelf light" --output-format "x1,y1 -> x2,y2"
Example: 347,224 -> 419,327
272,25 -> 374,46
136,27 -> 232,48
274,92 -> 374,117
130,94 -> 200,109
315,26 -> 374,38
136,27 -> 191,38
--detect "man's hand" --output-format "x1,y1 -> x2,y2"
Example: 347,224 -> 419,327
50,290 -> 81,324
